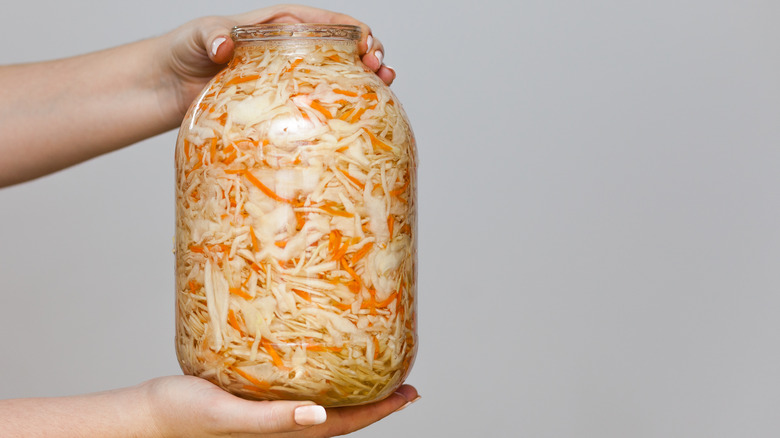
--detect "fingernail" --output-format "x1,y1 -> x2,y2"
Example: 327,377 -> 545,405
375,50 -> 384,65
211,37 -> 227,57
394,395 -> 421,412
366,35 -> 374,51
294,405 -> 327,426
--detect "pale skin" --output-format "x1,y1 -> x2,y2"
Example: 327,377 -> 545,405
0,5 -> 419,437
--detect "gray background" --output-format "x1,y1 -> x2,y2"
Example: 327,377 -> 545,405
1,1 -> 779,437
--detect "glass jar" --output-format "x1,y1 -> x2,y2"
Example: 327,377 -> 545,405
174,24 -> 417,407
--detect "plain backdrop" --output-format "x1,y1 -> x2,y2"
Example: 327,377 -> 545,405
2,1 -> 780,437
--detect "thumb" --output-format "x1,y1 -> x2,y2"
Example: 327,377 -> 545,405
211,397 -> 328,434
190,16 -> 236,64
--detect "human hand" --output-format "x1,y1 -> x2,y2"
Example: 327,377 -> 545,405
157,5 -> 395,121
142,375 -> 419,438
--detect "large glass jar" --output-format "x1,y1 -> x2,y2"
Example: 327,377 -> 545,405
174,24 -> 417,407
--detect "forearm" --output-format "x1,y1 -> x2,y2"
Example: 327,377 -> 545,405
0,384 -> 160,438
0,36 -> 180,187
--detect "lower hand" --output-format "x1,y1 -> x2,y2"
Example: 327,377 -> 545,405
142,375 -> 419,438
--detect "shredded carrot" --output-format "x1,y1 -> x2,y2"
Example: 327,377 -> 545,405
338,108 -> 356,121
337,168 -> 365,190
332,241 -> 349,262
306,343 -> 344,352
361,92 -> 378,101
390,179 -> 409,196
234,367 -> 270,389
333,88 -> 358,97
274,240 -> 287,248
347,280 -> 361,294
326,54 -> 343,63
295,211 -> 306,230
229,287 -> 252,300
185,153 -> 203,178
262,340 -> 289,370
242,170 -> 296,204
284,57 -> 303,73
209,138 -> 218,162
249,226 -> 259,252
363,128 -> 393,152
183,139 -> 191,161
310,100 -> 333,119
224,74 -> 260,87
328,230 -> 342,254
387,215 -> 395,237
188,280 -> 200,293
331,299 -> 352,311
372,335 -> 380,360
227,309 -> 243,333
222,151 -> 237,165
321,203 -> 354,218
250,262 -> 263,273
292,288 -> 312,302
340,258 -> 362,285
351,242 -> 373,264
376,292 -> 398,308
350,108 -> 368,123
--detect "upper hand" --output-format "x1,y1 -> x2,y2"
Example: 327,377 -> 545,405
158,5 -> 395,120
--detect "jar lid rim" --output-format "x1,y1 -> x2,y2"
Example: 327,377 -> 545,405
231,24 -> 361,41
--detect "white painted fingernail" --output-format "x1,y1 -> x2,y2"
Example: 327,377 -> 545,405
294,405 -> 327,426
211,37 -> 227,57
394,395 -> 421,412
375,50 -> 384,65
366,35 -> 374,51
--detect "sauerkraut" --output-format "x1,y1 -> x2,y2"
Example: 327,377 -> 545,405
174,28 -> 417,407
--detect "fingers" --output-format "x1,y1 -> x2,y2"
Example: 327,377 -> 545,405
362,36 -> 396,85
189,6 -> 397,85
307,384 -> 421,437
209,394 -> 328,434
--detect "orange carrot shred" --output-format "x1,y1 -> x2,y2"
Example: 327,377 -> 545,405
234,367 -> 270,389
363,128 -> 393,152
333,88 -> 358,97
227,309 -> 242,332
372,335 -> 380,360
292,289 -> 312,302
339,108 -> 356,121
284,57 -> 303,73
337,168 -> 365,190
249,226 -> 259,252
340,258 -> 362,285
350,108 -> 368,123
309,100 -> 333,119
351,242 -> 373,264
229,287 -> 252,300
242,171 -> 296,204
225,74 -> 260,87
387,215 -> 395,237
262,340 -> 288,370
361,92 -> 378,100
329,230 -> 342,254
321,203 -> 354,218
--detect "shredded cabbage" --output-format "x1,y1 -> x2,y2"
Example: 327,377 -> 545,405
174,36 -> 417,406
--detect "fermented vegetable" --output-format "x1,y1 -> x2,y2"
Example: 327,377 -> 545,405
174,25 -> 417,407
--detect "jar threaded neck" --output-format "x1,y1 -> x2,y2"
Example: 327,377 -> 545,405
231,24 -> 361,42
